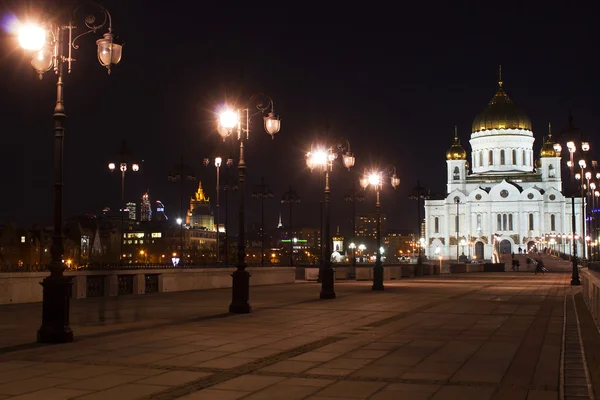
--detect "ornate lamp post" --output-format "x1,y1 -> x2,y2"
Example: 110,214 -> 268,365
17,3 -> 122,343
360,168 -> 400,291
252,177 -> 274,266
216,94 -> 281,313
108,141 -> 139,265
168,157 -> 196,264
408,181 -> 430,264
222,164 -> 238,266
281,186 -> 301,266
204,157 -> 228,264
306,142 -> 355,299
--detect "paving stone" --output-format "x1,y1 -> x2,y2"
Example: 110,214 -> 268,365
0,377 -> 73,396
1,387 -> 90,400
314,380 -> 387,398
75,383 -> 170,400
176,389 -> 250,400
211,375 -> 285,392
59,372 -> 143,390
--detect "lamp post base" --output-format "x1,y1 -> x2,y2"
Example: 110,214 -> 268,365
229,268 -> 251,313
571,258 -> 581,286
372,264 -> 384,291
319,267 -> 336,299
37,275 -> 73,343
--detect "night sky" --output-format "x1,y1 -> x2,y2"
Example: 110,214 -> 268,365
0,1 -> 598,236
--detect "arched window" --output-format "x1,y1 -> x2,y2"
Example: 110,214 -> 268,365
497,214 -> 502,230
522,150 -> 526,166
434,217 -> 439,233
528,213 -> 534,230
508,214 -> 513,231
479,152 -> 483,167
500,150 -> 506,165
502,214 -> 507,230
550,214 -> 556,231
512,149 -> 517,165
453,166 -> 460,180
549,164 -> 555,178
489,150 -> 494,166
476,214 -> 482,231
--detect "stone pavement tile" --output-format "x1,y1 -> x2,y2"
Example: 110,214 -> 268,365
526,390 -> 558,400
195,356 -> 255,369
0,366 -> 49,384
155,344 -> 211,355
152,351 -> 230,367
119,351 -> 180,364
291,352 -> 343,362
305,367 -> 355,377
372,354 -> 423,367
315,381 -> 387,398
490,386 -> 527,400
211,375 -> 285,391
361,341 -> 408,351
321,358 -> 372,370
211,342 -> 261,352
369,391 -> 433,400
59,372 -> 145,391
117,367 -> 165,376
231,348 -> 282,359
45,365 -> 123,379
1,387 -> 90,400
278,378 -> 334,387
402,362 -> 463,381
450,342 -> 519,383
430,385 -> 495,400
0,361 -> 40,372
136,371 -> 211,386
243,384 -> 323,399
259,360 -> 320,373
385,383 -> 440,394
345,350 -> 389,360
0,377 -> 72,396
75,383 -> 170,400
351,364 -> 409,379
28,362 -> 85,372
176,389 -> 250,400
531,344 -> 561,391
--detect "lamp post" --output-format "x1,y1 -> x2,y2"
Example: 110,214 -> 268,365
252,177 -> 274,266
577,159 -> 588,260
344,180 -> 364,267
360,168 -> 400,291
217,94 -> 281,313
455,197 -> 460,262
204,157 -> 228,264
223,167 -> 238,266
281,186 -> 300,266
306,141 -> 355,299
108,141 -> 139,266
168,157 -> 196,265
409,181 -> 430,264
17,3 -> 122,343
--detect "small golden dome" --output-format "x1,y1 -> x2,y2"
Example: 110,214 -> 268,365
540,130 -> 557,158
465,161 -> 470,169
446,126 -> 467,160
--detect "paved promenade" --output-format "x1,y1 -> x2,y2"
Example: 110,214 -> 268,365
0,256 -> 597,399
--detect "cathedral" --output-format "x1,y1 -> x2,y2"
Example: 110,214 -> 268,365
424,74 -> 585,261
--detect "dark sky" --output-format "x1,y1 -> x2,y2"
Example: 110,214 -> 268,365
0,1 -> 598,236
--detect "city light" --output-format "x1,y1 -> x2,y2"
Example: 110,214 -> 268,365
18,23 -> 46,51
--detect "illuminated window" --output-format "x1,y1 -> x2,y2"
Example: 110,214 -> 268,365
477,214 -> 482,231
20,236 -> 25,243
151,232 -> 162,238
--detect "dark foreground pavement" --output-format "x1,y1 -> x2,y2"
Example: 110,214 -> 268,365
0,256 -> 597,400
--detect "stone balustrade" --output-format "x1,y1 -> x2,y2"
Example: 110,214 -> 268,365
0,266 -> 295,305
581,268 -> 600,332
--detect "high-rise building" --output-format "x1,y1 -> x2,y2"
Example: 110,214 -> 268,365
155,201 -> 167,221
140,191 -> 152,222
186,182 -> 214,230
355,214 -> 387,239
126,202 -> 136,221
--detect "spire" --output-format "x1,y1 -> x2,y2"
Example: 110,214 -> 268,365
277,212 -> 282,229
498,64 -> 503,87
454,125 -> 458,142
548,122 -> 552,140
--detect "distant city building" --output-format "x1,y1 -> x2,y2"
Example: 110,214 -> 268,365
140,191 -> 152,221
126,202 -> 136,220
186,182 -> 214,230
155,200 -> 168,221
356,214 -> 387,241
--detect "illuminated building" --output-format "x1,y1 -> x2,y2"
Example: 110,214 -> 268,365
186,182 -> 214,230
425,72 -> 585,260
155,200 -> 168,221
140,191 -> 152,222
126,202 -> 136,220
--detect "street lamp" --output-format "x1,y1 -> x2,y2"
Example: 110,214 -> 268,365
17,3 -> 122,343
108,141 -> 139,266
344,177 -> 364,267
306,141 -> 355,299
216,94 -> 281,313
252,177 -> 274,266
408,181 -> 431,264
577,159 -> 588,260
204,157 -> 227,264
361,167 -> 400,291
222,161 -> 238,266
281,186 -> 301,266
168,157 -> 196,265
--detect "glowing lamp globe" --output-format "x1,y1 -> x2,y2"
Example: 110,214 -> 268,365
132,163 -> 139,172
219,110 -> 238,130
342,151 -> 355,170
264,112 -> 281,138
108,162 -> 116,171
31,48 -> 53,74
96,33 -> 122,73
18,23 -> 46,51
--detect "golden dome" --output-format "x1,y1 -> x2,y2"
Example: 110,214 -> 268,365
472,77 -> 532,133
446,126 -> 467,160
540,124 -> 558,157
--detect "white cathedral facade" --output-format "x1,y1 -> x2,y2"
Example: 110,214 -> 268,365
424,77 -> 585,261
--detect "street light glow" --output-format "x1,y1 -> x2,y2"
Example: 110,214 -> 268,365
368,172 -> 381,186
18,23 -> 46,51
219,109 -> 238,130
176,218 -> 183,225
